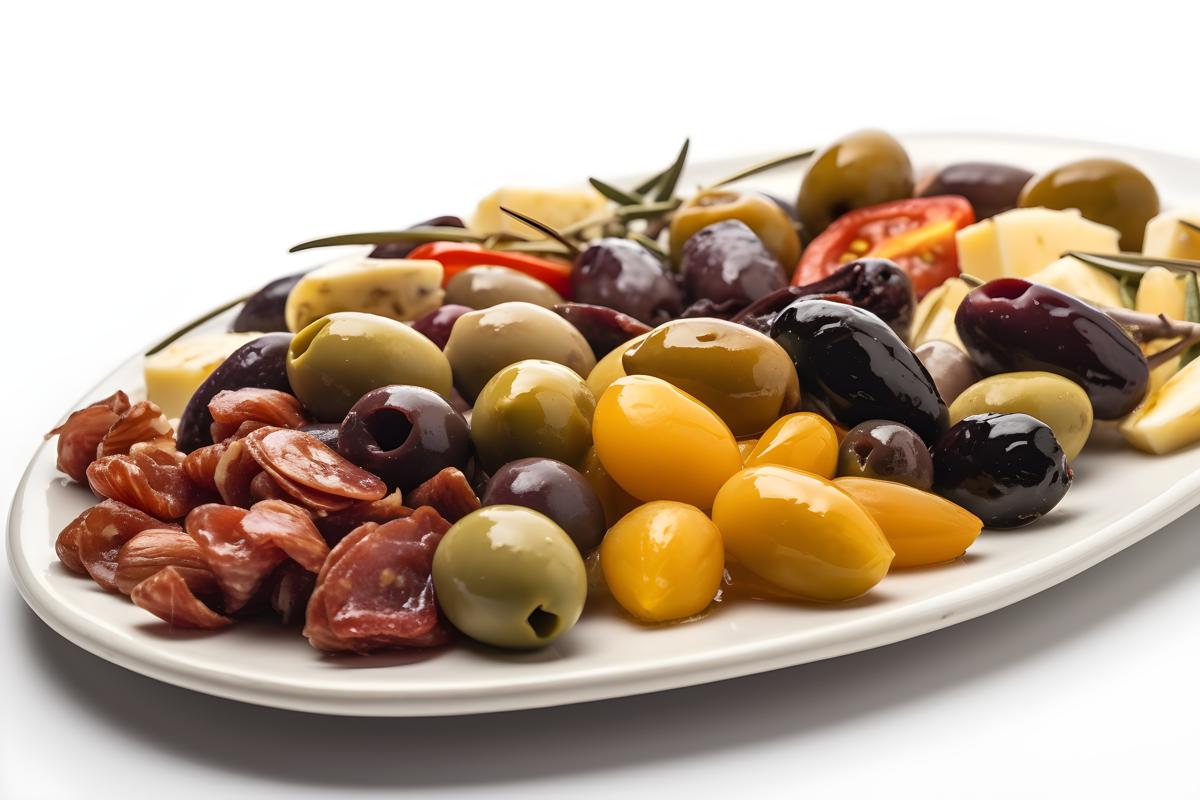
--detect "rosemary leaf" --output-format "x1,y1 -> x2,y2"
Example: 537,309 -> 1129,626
1066,250 -> 1200,275
1118,274 -> 1139,309
653,138 -> 690,202
1181,219 -> 1200,237
494,239 -> 574,257
589,177 -> 642,206
707,148 -> 816,189
289,226 -> 482,253
498,207 -> 580,257
617,198 -> 682,221
629,232 -> 667,262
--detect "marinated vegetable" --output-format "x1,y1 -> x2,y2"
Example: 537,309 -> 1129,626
835,477 -> 982,567
836,420 -> 934,490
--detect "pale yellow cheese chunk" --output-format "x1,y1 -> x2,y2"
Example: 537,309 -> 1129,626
1135,266 -> 1190,391
911,277 -> 972,351
1120,356 -> 1200,454
285,256 -> 444,332
471,187 -> 608,238
144,332 -> 262,418
1142,209 -> 1200,260
956,208 -> 1120,281
1028,256 -> 1123,309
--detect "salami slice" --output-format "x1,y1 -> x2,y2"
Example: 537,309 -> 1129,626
185,504 -> 285,613
406,467 -> 480,523
240,500 -> 329,573
213,438 -> 261,508
75,500 -> 180,591
55,507 -> 93,574
244,427 -> 386,502
45,390 -> 131,482
131,567 -> 231,629
182,441 -> 228,493
115,528 -> 217,597
208,388 -> 309,443
86,447 -> 200,520
316,490 -> 412,546
96,400 -> 174,458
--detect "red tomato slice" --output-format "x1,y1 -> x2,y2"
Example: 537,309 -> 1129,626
793,196 -> 975,297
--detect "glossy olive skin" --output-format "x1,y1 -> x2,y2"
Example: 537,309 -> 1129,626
954,279 -> 1149,419
918,162 -> 1033,220
679,220 -> 787,311
949,371 -> 1093,461
623,318 -> 800,437
914,340 -> 980,405
286,312 -> 453,422
481,458 -> 605,554
444,301 -> 596,402
411,304 -> 472,350
369,215 -> 465,259
432,505 -> 587,649
445,265 -> 564,309
176,332 -> 293,452
338,385 -> 470,491
732,259 -> 915,340
1019,158 -> 1160,250
470,359 -> 596,473
770,300 -> 948,444
797,130 -> 914,236
932,413 -> 1072,528
836,420 -> 934,491
553,303 -> 651,359
299,422 -> 340,450
669,190 -> 800,276
571,239 -> 683,326
230,273 -> 304,333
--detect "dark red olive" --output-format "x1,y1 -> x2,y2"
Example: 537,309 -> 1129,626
837,420 -> 933,490
733,259 -> 915,340
337,385 -> 470,491
571,239 -> 683,325
176,333 -> 293,452
679,220 -> 787,311
481,457 -> 605,554
411,304 -> 473,349
230,273 -> 304,333
369,215 -> 465,259
954,278 -> 1149,420
553,302 -> 652,359
299,423 -> 340,450
918,162 -> 1033,220
932,412 -> 1072,528
770,299 -> 948,445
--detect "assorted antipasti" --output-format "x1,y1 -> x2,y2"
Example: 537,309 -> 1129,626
45,130 -> 1200,656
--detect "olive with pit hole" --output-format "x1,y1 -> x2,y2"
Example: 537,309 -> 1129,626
836,420 -> 934,491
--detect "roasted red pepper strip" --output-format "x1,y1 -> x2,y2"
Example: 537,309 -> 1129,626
407,242 -> 573,297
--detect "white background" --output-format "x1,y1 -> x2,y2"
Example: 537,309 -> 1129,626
3,1 -> 1199,797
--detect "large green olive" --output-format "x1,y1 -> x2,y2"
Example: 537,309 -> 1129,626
431,505 -> 587,649
443,301 -> 596,402
286,312 -> 452,422
948,371 -> 1093,460
1019,158 -> 1160,251
622,318 -> 800,437
444,265 -> 564,309
797,129 -> 914,236
470,359 -> 597,472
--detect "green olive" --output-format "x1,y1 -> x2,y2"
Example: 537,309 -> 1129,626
668,190 -> 800,274
1018,158 -> 1160,251
586,332 -> 649,398
444,265 -> 564,309
432,505 -> 587,649
470,359 -> 597,472
286,311 -> 452,422
622,318 -> 800,437
444,301 -> 597,402
948,371 -> 1093,460
796,129 -> 914,236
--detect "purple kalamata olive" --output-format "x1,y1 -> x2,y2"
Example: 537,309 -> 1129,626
680,220 -> 787,311
337,385 -> 470,491
411,304 -> 473,349
837,419 -> 934,491
299,422 -> 340,450
481,457 -> 605,554
571,239 -> 683,325
176,333 -> 293,452
230,273 -> 304,333
917,163 -> 1033,221
369,215 -> 465,259
553,302 -> 652,358
954,279 -> 1149,419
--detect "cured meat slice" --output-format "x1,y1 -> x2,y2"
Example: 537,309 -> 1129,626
240,500 -> 329,573
249,471 -> 291,503
244,427 -> 386,502
185,504 -> 285,613
131,567 -> 231,629
303,507 -> 452,653
213,438 -> 261,508
316,490 -> 412,546
115,528 -> 217,597
96,401 -> 174,458
208,388 -> 309,443
55,507 -> 93,574
251,467 -> 356,513
269,561 -> 317,625
74,500 -> 180,591
45,390 -> 131,482
182,441 -> 228,493
86,447 -> 200,520
406,468 -> 480,523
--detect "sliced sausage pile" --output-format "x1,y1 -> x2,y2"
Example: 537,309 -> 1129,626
47,388 -> 475,652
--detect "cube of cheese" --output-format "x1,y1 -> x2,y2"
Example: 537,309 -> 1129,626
1027,256 -> 1123,309
1143,209 -> 1200,260
144,332 -> 262,418
284,256 -> 444,332
471,188 -> 608,238
956,208 -> 1120,281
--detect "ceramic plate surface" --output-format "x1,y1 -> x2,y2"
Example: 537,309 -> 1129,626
9,133 -> 1200,716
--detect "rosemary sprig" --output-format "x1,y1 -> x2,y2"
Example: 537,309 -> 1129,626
1067,251 -> 1200,276
958,273 -> 985,287
1118,274 -> 1139,308
654,138 -> 690,202
628,231 -> 668,262
498,207 -> 581,257
633,165 -> 670,196
289,226 -> 482,253
588,177 -> 642,206
1181,219 -> 1200,237
705,148 -> 816,189
616,198 -> 682,221
494,239 -> 575,258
